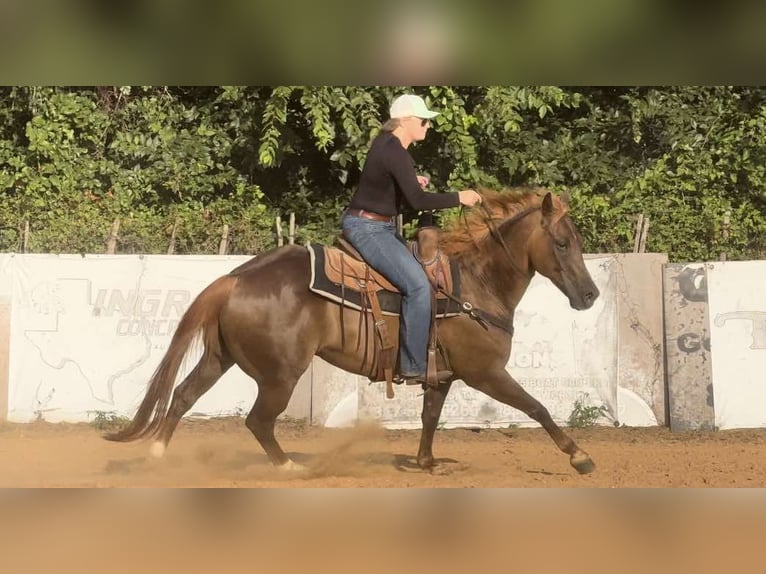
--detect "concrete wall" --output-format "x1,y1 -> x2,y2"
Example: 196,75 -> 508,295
0,254 -> 12,420
0,297 -> 9,420
706,261 -> 766,429
0,251 -> 664,427
0,252 -> 759,430
611,253 -> 668,426
662,263 -> 715,430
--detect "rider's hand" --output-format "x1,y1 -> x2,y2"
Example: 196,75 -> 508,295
417,175 -> 430,189
458,189 -> 482,206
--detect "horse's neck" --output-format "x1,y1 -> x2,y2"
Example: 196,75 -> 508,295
455,247 -> 533,317
445,211 -> 537,314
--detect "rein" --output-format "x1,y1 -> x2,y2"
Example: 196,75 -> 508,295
436,287 -> 514,336
474,202 -> 540,279
446,201 -> 542,337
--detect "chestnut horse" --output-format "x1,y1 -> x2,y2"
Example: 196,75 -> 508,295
105,188 -> 600,474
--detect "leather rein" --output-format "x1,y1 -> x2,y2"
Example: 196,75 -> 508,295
438,203 -> 542,337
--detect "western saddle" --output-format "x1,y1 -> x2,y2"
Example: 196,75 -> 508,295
315,226 -> 458,399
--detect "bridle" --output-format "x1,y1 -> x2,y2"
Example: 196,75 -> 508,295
440,201 -> 543,337
463,202 -> 541,279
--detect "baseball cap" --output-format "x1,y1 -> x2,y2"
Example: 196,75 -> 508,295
389,94 -> 439,119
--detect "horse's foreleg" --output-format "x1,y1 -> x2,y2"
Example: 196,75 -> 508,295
151,350 -> 233,458
465,370 -> 595,474
416,381 -> 453,470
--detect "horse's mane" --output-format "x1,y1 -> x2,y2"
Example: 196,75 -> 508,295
440,186 -> 568,257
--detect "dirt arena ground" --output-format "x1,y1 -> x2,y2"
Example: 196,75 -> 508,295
1,417 -> 765,487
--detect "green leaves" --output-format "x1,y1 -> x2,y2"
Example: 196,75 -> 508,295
258,86 -> 293,167
1,86 -> 765,259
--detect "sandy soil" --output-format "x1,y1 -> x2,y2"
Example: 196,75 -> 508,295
1,417 -> 765,487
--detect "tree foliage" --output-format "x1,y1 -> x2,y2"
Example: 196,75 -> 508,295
1,86 -> 764,261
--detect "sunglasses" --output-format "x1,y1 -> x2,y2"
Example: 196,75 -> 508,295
420,118 -> 431,127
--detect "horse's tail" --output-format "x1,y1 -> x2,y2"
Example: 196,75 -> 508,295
103,274 -> 238,442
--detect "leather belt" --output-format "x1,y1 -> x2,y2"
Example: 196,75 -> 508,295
346,209 -> 393,222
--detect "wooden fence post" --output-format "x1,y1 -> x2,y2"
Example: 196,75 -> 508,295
22,220 -> 29,253
276,215 -> 284,247
633,214 -> 649,253
638,216 -> 649,253
288,212 -> 295,245
633,214 -> 644,253
167,218 -> 179,255
105,218 -> 120,254
720,210 -> 731,261
218,224 -> 229,255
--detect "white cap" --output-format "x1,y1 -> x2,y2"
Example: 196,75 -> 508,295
389,94 -> 439,119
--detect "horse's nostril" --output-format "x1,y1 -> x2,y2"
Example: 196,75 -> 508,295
584,291 -> 595,302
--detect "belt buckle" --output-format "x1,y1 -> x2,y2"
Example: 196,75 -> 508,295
362,209 -> 385,222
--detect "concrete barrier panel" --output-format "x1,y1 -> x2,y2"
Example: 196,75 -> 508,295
663,263 -> 715,430
0,299 -> 9,421
707,261 -> 766,429
0,254 -> 13,420
5,254 -> 313,423
611,253 -> 667,426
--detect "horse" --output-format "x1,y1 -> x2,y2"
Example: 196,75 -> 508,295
105,187 -> 601,474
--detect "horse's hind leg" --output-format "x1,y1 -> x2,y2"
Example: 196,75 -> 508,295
150,349 -> 233,458
244,375 -> 303,470
416,381 -> 453,470
465,369 -> 595,474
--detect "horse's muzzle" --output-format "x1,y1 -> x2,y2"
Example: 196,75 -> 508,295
571,285 -> 599,310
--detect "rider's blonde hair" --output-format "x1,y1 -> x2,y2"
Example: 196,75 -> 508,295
381,118 -> 401,132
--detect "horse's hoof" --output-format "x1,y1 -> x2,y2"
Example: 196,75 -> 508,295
149,441 -> 166,459
416,458 -> 434,472
571,452 -> 595,474
278,459 -> 306,472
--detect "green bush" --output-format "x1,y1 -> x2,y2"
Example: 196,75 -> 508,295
2,86 -> 765,260
567,394 -> 608,428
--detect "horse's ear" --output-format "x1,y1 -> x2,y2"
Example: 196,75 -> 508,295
560,190 -> 571,207
541,192 -> 554,219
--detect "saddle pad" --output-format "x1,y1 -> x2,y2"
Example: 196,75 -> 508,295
324,241 -> 399,292
307,243 -> 462,318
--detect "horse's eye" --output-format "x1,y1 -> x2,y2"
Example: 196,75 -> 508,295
556,241 -> 568,251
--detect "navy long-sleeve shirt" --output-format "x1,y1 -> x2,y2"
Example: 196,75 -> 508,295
347,132 -> 460,216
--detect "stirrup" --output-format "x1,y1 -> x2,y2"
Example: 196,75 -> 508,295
393,370 -> 453,386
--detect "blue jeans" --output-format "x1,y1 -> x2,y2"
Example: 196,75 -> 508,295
341,215 -> 431,375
